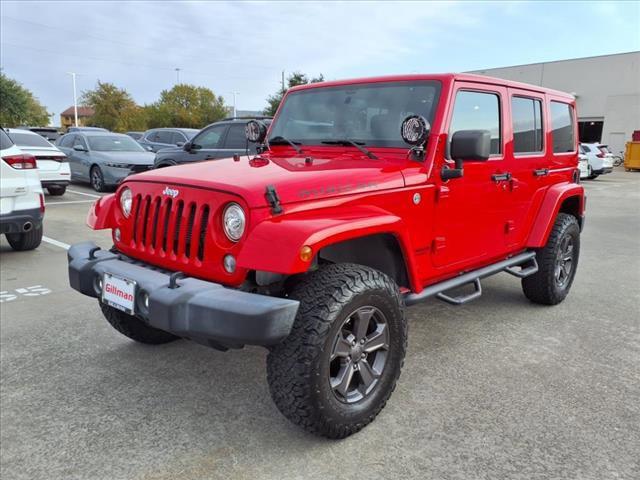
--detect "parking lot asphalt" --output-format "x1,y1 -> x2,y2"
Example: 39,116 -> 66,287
1,172 -> 639,480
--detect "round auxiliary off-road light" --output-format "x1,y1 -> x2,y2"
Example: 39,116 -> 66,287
120,187 -> 133,217
400,115 -> 430,146
245,120 -> 267,143
222,203 -> 246,242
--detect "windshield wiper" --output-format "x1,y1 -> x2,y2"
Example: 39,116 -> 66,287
269,136 -> 303,155
321,139 -> 377,159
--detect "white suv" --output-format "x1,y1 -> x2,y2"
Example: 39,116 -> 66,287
580,143 -> 614,179
5,128 -> 70,196
0,128 -> 44,250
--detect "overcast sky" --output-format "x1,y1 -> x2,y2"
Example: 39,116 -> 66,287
1,0 -> 639,125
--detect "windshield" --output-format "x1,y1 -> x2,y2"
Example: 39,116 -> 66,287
8,131 -> 54,148
87,135 -> 146,152
269,81 -> 441,148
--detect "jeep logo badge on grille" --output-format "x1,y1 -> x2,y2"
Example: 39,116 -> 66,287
162,187 -> 179,198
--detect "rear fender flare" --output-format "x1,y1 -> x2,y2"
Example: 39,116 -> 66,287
526,183 -> 585,247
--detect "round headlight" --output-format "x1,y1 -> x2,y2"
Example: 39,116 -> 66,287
223,203 -> 246,242
120,187 -> 132,217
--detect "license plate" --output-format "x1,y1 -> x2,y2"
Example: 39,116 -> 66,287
102,273 -> 136,315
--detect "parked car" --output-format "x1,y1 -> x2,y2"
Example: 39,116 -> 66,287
5,128 -> 70,196
125,131 -> 144,141
0,128 -> 44,250
138,128 -> 199,153
67,126 -> 109,133
57,131 -> 154,192
580,143 -> 613,179
17,126 -> 62,143
67,74 -> 585,438
153,117 -> 272,168
578,152 -> 590,179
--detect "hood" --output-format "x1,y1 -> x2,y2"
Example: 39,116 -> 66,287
126,152 -> 408,208
92,151 -> 155,165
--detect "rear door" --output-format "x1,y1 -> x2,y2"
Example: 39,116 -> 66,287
153,130 -> 174,151
502,90 -> 547,247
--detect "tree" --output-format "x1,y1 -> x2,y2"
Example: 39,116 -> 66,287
263,72 -> 324,116
0,73 -> 50,126
146,84 -> 228,129
81,81 -> 142,132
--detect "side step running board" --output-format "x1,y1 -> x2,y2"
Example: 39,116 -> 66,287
404,251 -> 538,306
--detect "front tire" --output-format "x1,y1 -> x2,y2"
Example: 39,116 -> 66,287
522,213 -> 580,305
6,224 -> 43,251
100,302 -> 179,344
267,263 -> 407,438
90,166 -> 107,192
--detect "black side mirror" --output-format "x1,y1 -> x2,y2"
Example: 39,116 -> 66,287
442,130 -> 491,180
182,142 -> 192,151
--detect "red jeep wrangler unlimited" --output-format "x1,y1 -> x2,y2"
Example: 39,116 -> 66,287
68,74 -> 584,438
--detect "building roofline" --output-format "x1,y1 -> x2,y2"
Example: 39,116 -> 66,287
467,50 -> 640,72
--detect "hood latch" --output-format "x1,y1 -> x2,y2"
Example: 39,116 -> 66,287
265,185 -> 283,215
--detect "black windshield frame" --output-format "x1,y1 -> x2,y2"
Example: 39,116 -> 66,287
269,80 -> 441,149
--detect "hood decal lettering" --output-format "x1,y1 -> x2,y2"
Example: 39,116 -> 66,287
299,182 -> 377,199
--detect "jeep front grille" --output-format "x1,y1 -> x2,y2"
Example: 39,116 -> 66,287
131,193 -> 210,262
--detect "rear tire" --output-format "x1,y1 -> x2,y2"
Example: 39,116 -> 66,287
522,213 -> 580,305
47,185 -> 66,196
6,224 -> 43,251
100,302 -> 179,344
267,263 -> 407,438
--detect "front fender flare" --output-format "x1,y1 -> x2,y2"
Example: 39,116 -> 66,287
526,183 -> 585,247
86,193 -> 116,230
237,206 -> 420,288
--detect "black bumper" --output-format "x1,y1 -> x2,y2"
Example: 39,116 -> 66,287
42,180 -> 70,187
0,208 -> 43,234
68,242 -> 299,349
593,167 -> 613,175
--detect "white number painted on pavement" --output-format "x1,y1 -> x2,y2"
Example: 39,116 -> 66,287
0,285 -> 52,303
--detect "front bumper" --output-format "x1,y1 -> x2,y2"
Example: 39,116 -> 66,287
67,242 -> 299,349
0,207 -> 43,234
103,165 -> 153,186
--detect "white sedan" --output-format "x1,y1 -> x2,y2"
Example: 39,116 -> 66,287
5,128 -> 71,195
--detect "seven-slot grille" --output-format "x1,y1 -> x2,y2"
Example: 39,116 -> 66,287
130,193 -> 210,262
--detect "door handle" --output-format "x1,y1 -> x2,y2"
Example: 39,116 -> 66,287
491,172 -> 512,182
533,168 -> 549,177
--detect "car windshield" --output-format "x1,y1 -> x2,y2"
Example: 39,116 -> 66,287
87,135 -> 146,152
268,80 -> 441,148
8,131 -> 53,148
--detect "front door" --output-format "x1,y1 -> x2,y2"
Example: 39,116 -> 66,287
185,124 -> 228,163
431,84 -> 508,270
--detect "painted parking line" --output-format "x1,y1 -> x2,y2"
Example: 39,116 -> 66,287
66,189 -> 102,198
46,200 -> 96,205
42,236 -> 70,250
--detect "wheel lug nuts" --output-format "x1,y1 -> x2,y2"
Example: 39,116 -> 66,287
360,339 -> 365,344
351,341 -> 356,346
353,364 -> 358,370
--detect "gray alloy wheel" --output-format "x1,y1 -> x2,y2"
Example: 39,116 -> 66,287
329,306 -> 390,404
554,234 -> 574,288
90,166 -> 105,192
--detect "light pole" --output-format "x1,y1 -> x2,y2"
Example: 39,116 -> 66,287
230,91 -> 239,118
175,68 -> 181,84
66,72 -> 78,127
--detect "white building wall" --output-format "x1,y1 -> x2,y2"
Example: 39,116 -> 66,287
470,52 -> 640,149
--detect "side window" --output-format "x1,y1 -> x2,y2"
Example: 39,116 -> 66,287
73,136 -> 87,149
224,124 -> 248,149
171,132 -> 186,145
193,125 -> 226,149
450,90 -> 501,155
59,134 -> 74,147
550,101 -> 576,153
511,97 -> 543,154
145,131 -> 157,142
580,144 -> 588,154
155,130 -> 173,144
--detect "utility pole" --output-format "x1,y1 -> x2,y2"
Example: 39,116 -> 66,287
230,91 -> 239,118
175,68 -> 181,84
281,70 -> 285,93
66,72 -> 78,127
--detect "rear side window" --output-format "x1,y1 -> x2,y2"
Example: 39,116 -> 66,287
0,129 -> 14,149
450,90 -> 501,155
224,124 -> 248,149
550,101 -> 575,153
511,97 -> 543,153
155,130 -> 173,144
171,132 -> 186,145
